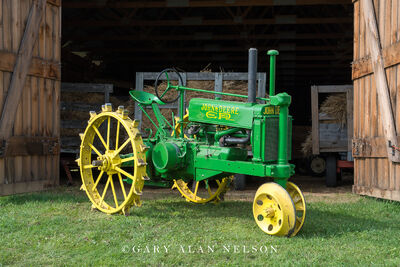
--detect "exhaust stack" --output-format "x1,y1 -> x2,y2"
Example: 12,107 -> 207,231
248,48 -> 257,103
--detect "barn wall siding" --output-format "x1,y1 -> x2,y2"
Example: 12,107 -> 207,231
0,0 -> 61,195
352,0 -> 400,201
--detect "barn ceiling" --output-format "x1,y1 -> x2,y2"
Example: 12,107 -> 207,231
61,0 -> 353,124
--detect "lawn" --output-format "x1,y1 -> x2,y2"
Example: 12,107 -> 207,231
1,185 -> 400,266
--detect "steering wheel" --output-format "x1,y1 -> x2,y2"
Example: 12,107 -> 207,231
154,68 -> 184,103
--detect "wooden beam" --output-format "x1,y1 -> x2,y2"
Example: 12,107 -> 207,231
0,51 -> 60,80
63,0 -> 352,8
311,86 -> 319,154
47,0 -> 60,6
84,45 -> 340,53
64,17 -> 352,27
0,179 -> 56,196
352,136 -> 400,158
352,40 -> 400,79
353,185 -> 400,201
361,0 -> 400,162
0,0 -> 46,140
69,32 -> 352,42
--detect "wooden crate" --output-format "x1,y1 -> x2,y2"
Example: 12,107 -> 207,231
0,0 -> 61,195
352,0 -> 400,201
60,83 -> 113,154
311,85 -> 353,157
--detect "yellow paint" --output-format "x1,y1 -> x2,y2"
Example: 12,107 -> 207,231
173,176 -> 233,204
285,182 -> 306,237
79,106 -> 147,215
252,182 -> 296,237
263,106 -> 280,115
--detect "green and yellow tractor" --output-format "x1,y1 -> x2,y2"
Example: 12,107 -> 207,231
77,48 -> 306,237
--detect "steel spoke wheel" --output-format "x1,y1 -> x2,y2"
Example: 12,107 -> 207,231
78,104 -> 148,215
286,182 -> 306,237
173,177 -> 232,203
253,182 -> 296,237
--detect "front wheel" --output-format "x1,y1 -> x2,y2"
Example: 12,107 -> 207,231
253,183 -> 296,237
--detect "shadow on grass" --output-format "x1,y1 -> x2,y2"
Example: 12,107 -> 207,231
0,186 -> 88,206
2,186 -> 400,239
297,206 -> 400,238
135,199 -> 400,238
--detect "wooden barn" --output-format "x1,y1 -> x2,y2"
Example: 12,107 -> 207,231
352,0 -> 400,201
1,0 -> 399,202
0,0 -> 60,195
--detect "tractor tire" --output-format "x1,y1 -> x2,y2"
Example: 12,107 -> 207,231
325,155 -> 337,187
234,174 -> 246,190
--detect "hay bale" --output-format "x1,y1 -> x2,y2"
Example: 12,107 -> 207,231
320,93 -> 347,127
301,133 -> 313,157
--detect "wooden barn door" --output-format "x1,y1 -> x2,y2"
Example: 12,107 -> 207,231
0,0 -> 61,195
352,0 -> 400,201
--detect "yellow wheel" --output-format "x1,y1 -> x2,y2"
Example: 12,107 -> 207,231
286,182 -> 306,237
173,177 -> 232,203
253,182 -> 296,237
77,104 -> 148,215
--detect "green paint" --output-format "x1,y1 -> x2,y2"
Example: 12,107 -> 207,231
125,49 -> 295,189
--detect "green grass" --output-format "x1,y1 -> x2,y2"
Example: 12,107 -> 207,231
1,186 -> 400,266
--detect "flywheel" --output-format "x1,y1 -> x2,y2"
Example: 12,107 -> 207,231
77,104 -> 148,215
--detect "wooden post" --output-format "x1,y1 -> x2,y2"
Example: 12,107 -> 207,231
0,0 -> 46,140
361,0 -> 400,162
311,85 -> 320,154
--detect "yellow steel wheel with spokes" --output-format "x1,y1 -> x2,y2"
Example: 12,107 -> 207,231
173,177 -> 232,203
286,182 -> 306,237
253,182 -> 296,237
77,104 -> 148,215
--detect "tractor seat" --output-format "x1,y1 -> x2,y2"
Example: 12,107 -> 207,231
129,90 -> 165,105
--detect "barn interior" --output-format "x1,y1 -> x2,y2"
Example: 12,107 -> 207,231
61,0 -> 353,127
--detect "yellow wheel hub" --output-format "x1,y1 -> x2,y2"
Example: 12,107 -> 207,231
286,182 -> 306,237
253,182 -> 296,237
173,177 -> 232,203
77,104 -> 148,215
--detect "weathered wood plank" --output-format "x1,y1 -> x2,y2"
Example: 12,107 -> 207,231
11,0 -> 19,53
353,136 -> 400,158
0,0 -> 46,140
353,185 -> 400,201
31,76 -> 39,181
3,0 -> 11,51
311,86 -> 319,154
39,77 -> 46,180
0,0 -> 3,51
0,71 -> 3,185
352,41 -> 400,79
0,51 -> 62,80
45,79 -> 52,182
361,0 -> 400,162
61,83 -> 114,93
0,179 -> 55,196
354,0 -> 360,61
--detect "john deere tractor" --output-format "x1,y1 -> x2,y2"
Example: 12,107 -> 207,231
77,48 -> 306,237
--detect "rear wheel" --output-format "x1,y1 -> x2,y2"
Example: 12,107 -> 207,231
233,174 -> 246,190
78,104 -> 148,215
173,177 -> 232,203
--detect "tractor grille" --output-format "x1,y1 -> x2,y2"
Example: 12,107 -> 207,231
264,117 -> 292,162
